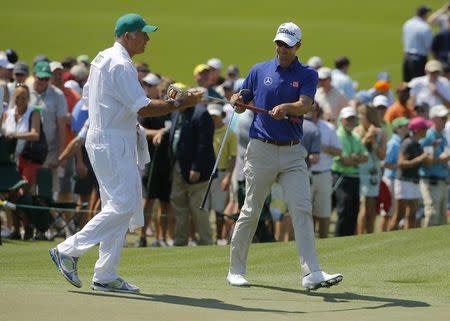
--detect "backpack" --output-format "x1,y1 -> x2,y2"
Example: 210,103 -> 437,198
20,110 -> 48,164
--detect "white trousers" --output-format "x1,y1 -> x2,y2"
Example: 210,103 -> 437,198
229,139 -> 320,276
58,130 -> 143,283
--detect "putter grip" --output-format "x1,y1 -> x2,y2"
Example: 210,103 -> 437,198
199,175 -> 214,210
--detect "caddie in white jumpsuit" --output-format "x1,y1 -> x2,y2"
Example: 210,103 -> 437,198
50,13 -> 202,293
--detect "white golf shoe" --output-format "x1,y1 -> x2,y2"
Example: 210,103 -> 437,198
227,273 -> 250,287
302,271 -> 343,290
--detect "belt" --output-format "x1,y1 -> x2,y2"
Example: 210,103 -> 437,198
258,138 -> 300,146
311,170 -> 331,175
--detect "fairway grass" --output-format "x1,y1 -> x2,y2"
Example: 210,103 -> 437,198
1,225 -> 449,320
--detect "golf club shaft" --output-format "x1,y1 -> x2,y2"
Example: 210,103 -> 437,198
206,96 -> 301,123
199,109 -> 236,210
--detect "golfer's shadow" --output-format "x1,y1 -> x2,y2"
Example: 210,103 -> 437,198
250,284 -> 430,311
69,290 -> 304,314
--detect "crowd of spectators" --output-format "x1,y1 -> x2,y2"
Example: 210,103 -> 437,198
1,3 -> 450,245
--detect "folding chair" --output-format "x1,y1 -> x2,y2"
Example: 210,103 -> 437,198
35,167 -> 80,239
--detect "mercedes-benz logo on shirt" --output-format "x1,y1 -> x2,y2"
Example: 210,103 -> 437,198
264,77 -> 273,86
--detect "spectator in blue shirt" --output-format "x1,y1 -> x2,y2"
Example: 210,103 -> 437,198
226,22 -> 342,291
402,5 -> 433,81
381,117 -> 410,231
419,104 -> 450,226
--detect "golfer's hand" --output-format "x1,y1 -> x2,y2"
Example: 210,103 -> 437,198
178,91 -> 203,110
189,170 -> 201,183
230,93 -> 245,113
269,105 -> 287,120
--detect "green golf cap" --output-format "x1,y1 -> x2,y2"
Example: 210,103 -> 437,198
115,13 -> 158,37
34,61 -> 52,78
392,117 -> 409,130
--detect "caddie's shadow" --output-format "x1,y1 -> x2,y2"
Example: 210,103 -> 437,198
69,290 -> 304,314
250,284 -> 430,311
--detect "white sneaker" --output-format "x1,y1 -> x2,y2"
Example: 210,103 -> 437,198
216,239 -> 228,246
227,273 -> 250,287
302,271 -> 343,290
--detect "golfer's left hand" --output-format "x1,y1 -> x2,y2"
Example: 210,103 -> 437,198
269,105 -> 287,120
189,170 -> 200,183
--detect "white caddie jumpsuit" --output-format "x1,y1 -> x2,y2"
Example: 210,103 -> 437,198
57,42 -> 151,283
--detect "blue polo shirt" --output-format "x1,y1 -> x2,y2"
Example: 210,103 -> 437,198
383,133 -> 401,179
419,128 -> 449,178
242,56 -> 318,141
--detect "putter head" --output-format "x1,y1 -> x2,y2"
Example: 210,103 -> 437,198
239,89 -> 252,104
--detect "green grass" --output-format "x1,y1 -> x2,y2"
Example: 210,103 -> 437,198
0,0 -> 445,89
1,225 -> 450,320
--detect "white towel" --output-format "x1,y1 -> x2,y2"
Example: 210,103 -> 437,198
136,125 -> 150,170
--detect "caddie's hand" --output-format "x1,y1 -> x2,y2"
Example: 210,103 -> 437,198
152,130 -> 164,146
189,170 -> 201,183
178,91 -> 204,110
269,105 -> 287,120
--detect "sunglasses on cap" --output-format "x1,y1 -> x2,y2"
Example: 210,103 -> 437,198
275,41 -> 294,49
37,77 -> 50,82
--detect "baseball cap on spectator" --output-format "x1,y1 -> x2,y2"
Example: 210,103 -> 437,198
33,55 -> 49,66
193,64 -> 210,76
429,104 -> 449,118
355,90 -> 372,104
318,67 -> 332,80
417,5 -> 431,17
307,56 -> 322,69
142,73 -> 161,86
392,117 -> 409,130
114,13 -> 158,37
373,95 -> 389,108
0,58 -> 8,69
425,60 -> 442,73
226,65 -> 239,76
207,58 -> 223,70
273,22 -> 302,47
70,64 -> 88,81
77,54 -> 90,65
62,56 -> 77,69
6,49 -> 18,64
6,62 -> 14,70
50,61 -> 63,72
207,103 -> 224,117
408,117 -> 432,131
374,80 -> 390,91
13,62 -> 29,75
339,106 -> 357,119
377,72 -> 391,82
64,80 -> 82,95
34,61 -> 52,78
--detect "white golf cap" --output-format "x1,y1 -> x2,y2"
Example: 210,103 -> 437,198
273,22 -> 302,47
307,56 -> 323,69
339,106 -> 357,119
142,73 -> 161,86
429,104 -> 449,118
425,60 -> 442,73
64,80 -> 82,95
50,61 -> 63,72
207,103 -> 224,117
373,95 -> 389,108
318,67 -> 332,80
207,58 -> 223,70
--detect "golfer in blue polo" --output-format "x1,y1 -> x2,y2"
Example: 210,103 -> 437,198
227,22 -> 343,290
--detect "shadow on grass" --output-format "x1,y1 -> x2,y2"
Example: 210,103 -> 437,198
251,284 -> 430,311
69,290 -> 304,314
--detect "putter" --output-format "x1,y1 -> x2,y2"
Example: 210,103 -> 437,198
205,94 -> 302,123
198,91 -> 248,210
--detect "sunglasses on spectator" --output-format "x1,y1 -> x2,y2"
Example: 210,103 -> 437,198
37,77 -> 50,82
275,41 -> 295,49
